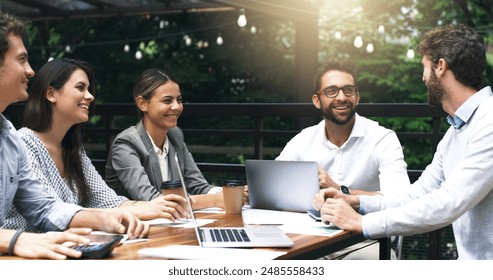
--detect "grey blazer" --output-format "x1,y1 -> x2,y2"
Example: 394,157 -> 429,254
105,120 -> 213,200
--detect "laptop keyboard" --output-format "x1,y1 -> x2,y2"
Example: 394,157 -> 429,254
210,228 -> 251,242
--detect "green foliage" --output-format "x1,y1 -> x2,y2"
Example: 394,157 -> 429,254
26,12 -> 294,104
18,1 -> 493,260
23,0 -> 493,173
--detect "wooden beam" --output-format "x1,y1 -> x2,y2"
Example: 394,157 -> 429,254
8,1 -> 234,21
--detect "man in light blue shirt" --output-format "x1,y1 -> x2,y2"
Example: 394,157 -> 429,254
313,24 -> 493,259
0,12 -> 148,259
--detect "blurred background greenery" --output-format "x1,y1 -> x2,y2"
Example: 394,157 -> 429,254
5,0 -> 493,260
18,0 -> 493,173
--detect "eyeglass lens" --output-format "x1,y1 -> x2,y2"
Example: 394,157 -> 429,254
323,86 -> 357,97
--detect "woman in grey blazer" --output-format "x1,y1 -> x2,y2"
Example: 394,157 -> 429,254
105,68 -> 225,210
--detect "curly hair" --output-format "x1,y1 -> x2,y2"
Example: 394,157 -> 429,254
418,24 -> 486,90
0,12 -> 29,65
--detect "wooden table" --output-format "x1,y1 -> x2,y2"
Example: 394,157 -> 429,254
110,212 -> 389,260
1,212 -> 390,260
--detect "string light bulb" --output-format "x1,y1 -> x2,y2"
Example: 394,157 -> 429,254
65,45 -> 72,53
354,36 -> 363,48
406,48 -> 415,59
334,31 -> 342,40
250,26 -> 257,34
135,50 -> 142,60
366,43 -> 374,53
124,44 -> 130,52
216,34 -> 223,45
183,35 -> 192,46
378,25 -> 385,34
237,9 -> 247,27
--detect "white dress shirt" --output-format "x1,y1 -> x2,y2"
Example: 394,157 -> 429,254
146,131 -> 221,194
147,131 -> 169,182
276,113 -> 410,194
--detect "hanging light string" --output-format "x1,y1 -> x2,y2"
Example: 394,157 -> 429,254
26,6 -> 493,59
27,13 -> 263,51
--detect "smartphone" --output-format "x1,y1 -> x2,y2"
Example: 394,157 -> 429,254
73,234 -> 124,259
307,209 -> 322,221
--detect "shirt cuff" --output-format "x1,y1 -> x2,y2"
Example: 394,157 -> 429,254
358,196 -> 367,214
207,186 -> 223,194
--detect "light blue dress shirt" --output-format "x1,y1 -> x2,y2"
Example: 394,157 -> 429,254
360,87 -> 493,259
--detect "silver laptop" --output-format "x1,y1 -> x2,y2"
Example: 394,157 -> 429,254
246,160 -> 319,212
174,155 -> 294,248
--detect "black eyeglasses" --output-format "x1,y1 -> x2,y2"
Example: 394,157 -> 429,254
318,85 -> 358,98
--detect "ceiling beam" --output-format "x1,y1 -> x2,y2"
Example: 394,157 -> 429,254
78,0 -> 118,9
9,0 -> 66,13
10,1 -> 234,21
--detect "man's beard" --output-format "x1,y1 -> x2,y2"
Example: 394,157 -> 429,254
427,69 -> 446,106
319,99 -> 356,125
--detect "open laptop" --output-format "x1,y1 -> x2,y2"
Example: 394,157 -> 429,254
174,155 -> 294,248
245,160 -> 319,212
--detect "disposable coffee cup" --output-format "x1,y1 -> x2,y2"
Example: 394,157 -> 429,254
160,180 -> 186,197
221,179 -> 245,214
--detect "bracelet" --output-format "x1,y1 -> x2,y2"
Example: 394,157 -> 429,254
8,229 -> 25,256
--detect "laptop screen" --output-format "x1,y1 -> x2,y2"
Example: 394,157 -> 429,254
173,154 -> 204,246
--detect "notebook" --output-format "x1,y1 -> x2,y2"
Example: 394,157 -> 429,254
174,155 -> 294,248
245,160 -> 320,212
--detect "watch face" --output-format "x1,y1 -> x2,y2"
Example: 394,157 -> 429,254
340,185 -> 350,195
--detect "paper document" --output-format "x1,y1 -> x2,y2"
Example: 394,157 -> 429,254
194,207 -> 225,214
242,208 -> 314,225
241,209 -> 343,236
280,223 -> 343,237
147,218 -> 216,228
138,245 -> 286,260
90,231 -> 150,244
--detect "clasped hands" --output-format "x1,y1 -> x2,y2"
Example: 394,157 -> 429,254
313,168 -> 363,234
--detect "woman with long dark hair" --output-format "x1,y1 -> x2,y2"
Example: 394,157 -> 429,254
4,58 -> 187,232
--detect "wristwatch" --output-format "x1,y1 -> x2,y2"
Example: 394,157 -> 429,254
340,185 -> 351,195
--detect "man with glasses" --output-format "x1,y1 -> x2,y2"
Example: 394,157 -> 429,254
315,24 -> 493,260
276,57 -> 410,259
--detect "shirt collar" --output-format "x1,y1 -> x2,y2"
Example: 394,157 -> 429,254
349,113 -> 365,138
146,130 -> 169,155
447,86 -> 493,129
0,114 -> 12,136
319,113 -> 363,148
318,113 -> 364,140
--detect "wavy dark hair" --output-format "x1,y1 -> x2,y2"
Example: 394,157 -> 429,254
133,68 -> 178,117
418,24 -> 486,91
0,12 -> 28,65
23,58 -> 95,203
